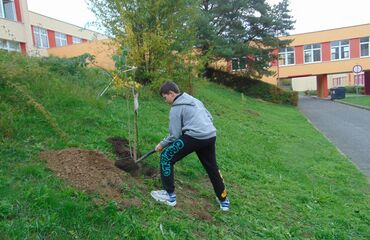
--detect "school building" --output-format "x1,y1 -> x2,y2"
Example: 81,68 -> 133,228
3,0 -> 368,97
0,0 -> 106,56
260,24 -> 370,97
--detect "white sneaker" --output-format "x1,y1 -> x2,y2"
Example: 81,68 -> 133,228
151,190 -> 177,207
216,197 -> 230,211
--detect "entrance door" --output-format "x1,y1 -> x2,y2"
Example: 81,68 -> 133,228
365,71 -> 370,95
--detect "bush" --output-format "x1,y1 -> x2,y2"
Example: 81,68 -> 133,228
40,54 -> 93,76
205,68 -> 298,106
304,90 -> 317,96
345,86 -> 364,94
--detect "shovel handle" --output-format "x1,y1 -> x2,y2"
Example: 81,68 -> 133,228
135,149 -> 156,163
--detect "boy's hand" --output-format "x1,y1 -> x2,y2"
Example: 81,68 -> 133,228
155,143 -> 163,152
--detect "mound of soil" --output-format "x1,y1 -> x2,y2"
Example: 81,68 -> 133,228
40,148 -> 141,208
41,142 -> 215,221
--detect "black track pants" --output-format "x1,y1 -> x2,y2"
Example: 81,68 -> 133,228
160,135 -> 228,201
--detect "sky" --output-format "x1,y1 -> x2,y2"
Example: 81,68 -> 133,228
27,0 -> 100,32
267,0 -> 370,34
27,0 -> 370,35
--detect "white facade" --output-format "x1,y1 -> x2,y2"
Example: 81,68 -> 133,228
292,76 -> 317,91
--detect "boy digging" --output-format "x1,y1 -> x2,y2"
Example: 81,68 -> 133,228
151,81 -> 230,211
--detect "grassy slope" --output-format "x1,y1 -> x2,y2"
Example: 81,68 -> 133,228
341,95 -> 370,108
0,53 -> 369,239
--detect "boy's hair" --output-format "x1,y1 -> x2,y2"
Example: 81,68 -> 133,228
159,81 -> 180,96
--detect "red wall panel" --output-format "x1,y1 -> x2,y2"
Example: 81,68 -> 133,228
295,46 -> 303,64
14,0 -> 22,22
322,42 -> 331,61
350,38 -> 360,59
20,42 -> 26,55
365,71 -> 370,95
47,30 -> 56,48
31,25 -> 35,46
67,35 -> 73,45
226,60 -> 232,72
271,49 -> 278,67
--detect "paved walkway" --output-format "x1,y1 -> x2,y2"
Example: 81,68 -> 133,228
298,96 -> 370,178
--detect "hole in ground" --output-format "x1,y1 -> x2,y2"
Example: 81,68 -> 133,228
107,137 -> 157,177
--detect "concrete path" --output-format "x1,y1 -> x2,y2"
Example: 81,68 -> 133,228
298,96 -> 370,178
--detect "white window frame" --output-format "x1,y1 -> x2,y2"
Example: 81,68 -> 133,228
331,40 -> 350,61
55,32 -> 67,47
0,0 -> 4,18
33,26 -> 49,49
0,0 -> 16,21
0,38 -> 20,52
360,37 -> 370,58
72,36 -> 82,44
354,72 -> 364,86
279,47 -> 295,66
304,44 -> 321,64
331,76 -> 346,87
231,57 -> 247,71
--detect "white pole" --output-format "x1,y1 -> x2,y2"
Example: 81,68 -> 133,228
356,72 -> 359,95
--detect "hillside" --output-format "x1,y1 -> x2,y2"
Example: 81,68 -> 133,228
0,52 -> 369,239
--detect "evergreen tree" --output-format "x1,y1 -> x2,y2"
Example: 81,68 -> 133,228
198,0 -> 295,77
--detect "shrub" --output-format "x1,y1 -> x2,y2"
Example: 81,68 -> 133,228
303,90 -> 317,96
345,86 -> 364,94
205,68 -> 298,106
40,54 -> 93,76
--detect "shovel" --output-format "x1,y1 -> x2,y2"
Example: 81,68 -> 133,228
135,149 -> 156,163
115,149 -> 156,173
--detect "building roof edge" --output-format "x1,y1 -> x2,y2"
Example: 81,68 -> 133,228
28,11 -> 106,37
282,23 -> 370,38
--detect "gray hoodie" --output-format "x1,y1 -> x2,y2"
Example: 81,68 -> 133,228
160,92 -> 216,148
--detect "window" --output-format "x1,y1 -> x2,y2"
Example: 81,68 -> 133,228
72,36 -> 82,44
33,26 -> 49,48
55,32 -> 67,47
360,37 -> 370,57
279,47 -> 295,66
0,39 -> 20,52
354,73 -> 364,86
331,40 -> 349,60
331,76 -> 346,87
0,0 -> 16,21
0,1 -> 4,18
231,57 -> 247,71
304,44 -> 321,63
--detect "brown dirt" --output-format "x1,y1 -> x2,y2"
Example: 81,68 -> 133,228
40,138 -> 217,221
40,148 -> 141,208
107,137 -> 157,177
175,186 -> 214,222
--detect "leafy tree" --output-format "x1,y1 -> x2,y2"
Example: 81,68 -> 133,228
87,0 -> 201,88
197,0 -> 295,77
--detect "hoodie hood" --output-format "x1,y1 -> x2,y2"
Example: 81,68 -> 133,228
172,92 -> 195,107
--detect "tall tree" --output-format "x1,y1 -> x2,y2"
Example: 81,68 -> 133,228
198,0 -> 295,77
88,0 -> 200,86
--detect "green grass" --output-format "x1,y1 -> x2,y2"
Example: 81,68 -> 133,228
1,52 -> 369,239
341,95 -> 370,108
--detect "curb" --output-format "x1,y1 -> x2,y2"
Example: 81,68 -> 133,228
333,100 -> 370,112
334,100 -> 370,111
302,95 -> 370,111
